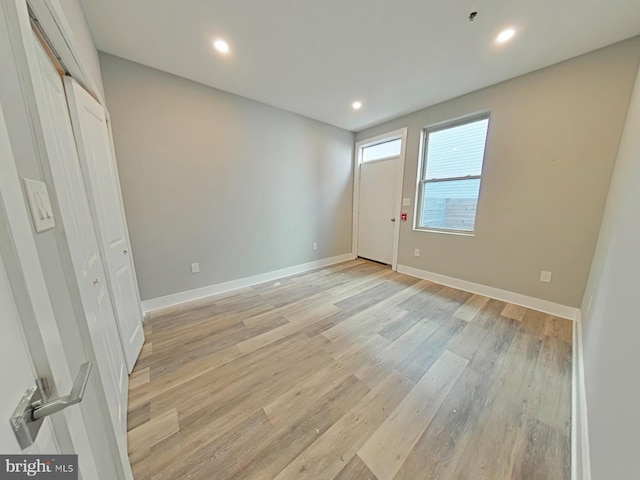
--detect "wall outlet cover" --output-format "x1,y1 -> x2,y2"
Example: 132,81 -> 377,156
540,270 -> 552,283
191,262 -> 200,273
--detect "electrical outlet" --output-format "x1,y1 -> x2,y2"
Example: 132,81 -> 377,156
313,242 -> 317,251
191,262 -> 200,273
540,270 -> 552,283
414,248 -> 420,257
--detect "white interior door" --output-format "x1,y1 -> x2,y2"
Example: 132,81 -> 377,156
0,253 -> 59,456
31,40 -> 128,453
0,97 -> 57,457
0,83 -> 102,476
0,85 -> 59,457
64,77 -> 143,373
358,158 -> 399,265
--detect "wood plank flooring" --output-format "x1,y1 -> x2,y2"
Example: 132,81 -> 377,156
127,259 -> 572,480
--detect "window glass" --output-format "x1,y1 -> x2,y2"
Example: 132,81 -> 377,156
362,138 -> 402,163
417,115 -> 489,233
420,179 -> 481,231
424,119 -> 488,179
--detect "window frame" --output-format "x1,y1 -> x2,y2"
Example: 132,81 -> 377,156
415,112 -> 490,235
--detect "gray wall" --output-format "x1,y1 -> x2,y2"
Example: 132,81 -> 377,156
579,62 -> 640,479
356,37 -> 640,307
99,53 -> 354,301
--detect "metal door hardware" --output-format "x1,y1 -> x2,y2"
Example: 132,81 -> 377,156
10,362 -> 92,449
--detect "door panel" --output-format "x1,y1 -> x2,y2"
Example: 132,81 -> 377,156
32,39 -> 128,448
358,158 -> 398,265
64,78 -> 144,373
0,235 -> 58,455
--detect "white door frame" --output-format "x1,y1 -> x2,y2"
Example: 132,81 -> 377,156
27,0 -> 106,108
352,127 -> 408,271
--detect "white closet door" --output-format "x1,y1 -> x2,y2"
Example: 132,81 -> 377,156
64,78 -> 144,373
32,41 -> 128,459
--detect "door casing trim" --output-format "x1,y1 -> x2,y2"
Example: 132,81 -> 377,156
352,127 -> 408,271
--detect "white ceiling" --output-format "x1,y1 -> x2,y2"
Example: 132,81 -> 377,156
80,0 -> 640,132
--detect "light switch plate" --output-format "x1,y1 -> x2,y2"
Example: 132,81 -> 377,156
402,198 -> 411,207
23,178 -> 55,233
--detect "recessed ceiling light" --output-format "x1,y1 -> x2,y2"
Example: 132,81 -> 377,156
352,101 -> 362,110
496,28 -> 516,44
213,39 -> 229,53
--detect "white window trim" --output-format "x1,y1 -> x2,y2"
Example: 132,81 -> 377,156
414,112 -> 490,236
352,127 -> 408,271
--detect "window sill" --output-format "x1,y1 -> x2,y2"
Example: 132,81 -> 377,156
413,227 -> 475,237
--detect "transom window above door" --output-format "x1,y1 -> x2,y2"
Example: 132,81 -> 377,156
362,138 -> 402,163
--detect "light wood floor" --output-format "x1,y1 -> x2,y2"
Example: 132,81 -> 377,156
127,259 -> 572,480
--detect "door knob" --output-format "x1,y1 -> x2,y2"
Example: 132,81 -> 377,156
93,278 -> 100,285
390,218 -> 396,222
124,249 -> 128,254
10,362 -> 92,449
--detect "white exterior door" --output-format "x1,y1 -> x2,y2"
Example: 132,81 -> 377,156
31,41 -> 128,452
64,78 -> 144,373
357,158 -> 399,265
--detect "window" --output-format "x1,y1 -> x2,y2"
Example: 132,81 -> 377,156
417,114 -> 489,233
362,138 -> 402,163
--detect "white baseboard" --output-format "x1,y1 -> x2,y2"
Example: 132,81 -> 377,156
396,264 -> 579,320
572,314 -> 579,480
572,310 -> 592,480
142,253 -> 356,315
